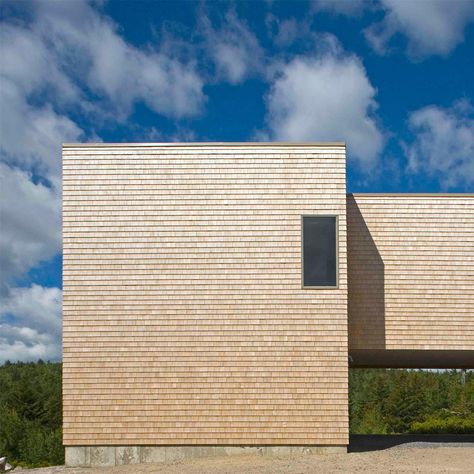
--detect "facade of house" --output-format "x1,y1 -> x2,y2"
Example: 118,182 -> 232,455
62,143 -> 473,467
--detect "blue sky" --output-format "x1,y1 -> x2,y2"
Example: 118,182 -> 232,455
1,0 -> 473,362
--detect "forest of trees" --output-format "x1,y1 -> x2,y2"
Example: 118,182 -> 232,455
349,368 -> 474,435
0,361 -> 63,467
0,361 -> 473,467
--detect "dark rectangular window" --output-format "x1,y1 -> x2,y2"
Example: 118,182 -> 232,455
302,216 -> 337,287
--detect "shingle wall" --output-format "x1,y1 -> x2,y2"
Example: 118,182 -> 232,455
348,194 -> 474,351
62,143 -> 348,446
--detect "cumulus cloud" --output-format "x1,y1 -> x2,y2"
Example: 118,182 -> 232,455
201,10 -> 264,84
0,16 -> 82,294
32,0 -> 205,119
0,83 -> 83,186
0,285 -> 62,363
0,20 -> 85,183
0,22 -> 80,104
262,45 -> 383,168
365,0 -> 474,58
0,164 -> 62,293
404,100 -> 474,189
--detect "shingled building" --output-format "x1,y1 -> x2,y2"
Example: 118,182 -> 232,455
62,143 -> 473,467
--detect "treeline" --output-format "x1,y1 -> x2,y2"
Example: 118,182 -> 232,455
350,368 -> 474,434
0,362 -> 473,467
0,361 -> 63,467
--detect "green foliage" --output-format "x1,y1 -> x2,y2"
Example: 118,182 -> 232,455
349,368 -> 474,435
411,416 -> 474,434
355,407 -> 388,434
18,425 -> 63,467
0,361 -> 63,467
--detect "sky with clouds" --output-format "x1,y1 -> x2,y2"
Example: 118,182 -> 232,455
0,0 -> 473,363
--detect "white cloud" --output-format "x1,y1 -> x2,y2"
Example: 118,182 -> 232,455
1,285 -> 62,338
0,285 -> 62,363
262,47 -> 383,167
404,100 -> 474,189
0,20 -> 85,184
267,16 -> 300,48
0,164 -> 62,292
365,0 -> 474,58
0,19 -> 79,288
33,0 -> 205,119
0,81 -> 84,186
265,14 -> 314,49
202,10 -> 264,84
0,22 -> 80,104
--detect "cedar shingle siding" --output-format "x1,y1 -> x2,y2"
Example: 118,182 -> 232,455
348,194 -> 474,351
63,143 -> 473,452
62,143 -> 349,446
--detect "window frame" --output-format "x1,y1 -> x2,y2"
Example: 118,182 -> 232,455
301,214 -> 339,289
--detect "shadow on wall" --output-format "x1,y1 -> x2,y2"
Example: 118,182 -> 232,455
347,195 -> 385,351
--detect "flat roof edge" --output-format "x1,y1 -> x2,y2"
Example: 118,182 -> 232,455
63,141 -> 346,148
348,193 -> 474,197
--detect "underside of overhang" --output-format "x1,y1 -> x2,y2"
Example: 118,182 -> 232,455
349,350 -> 474,369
